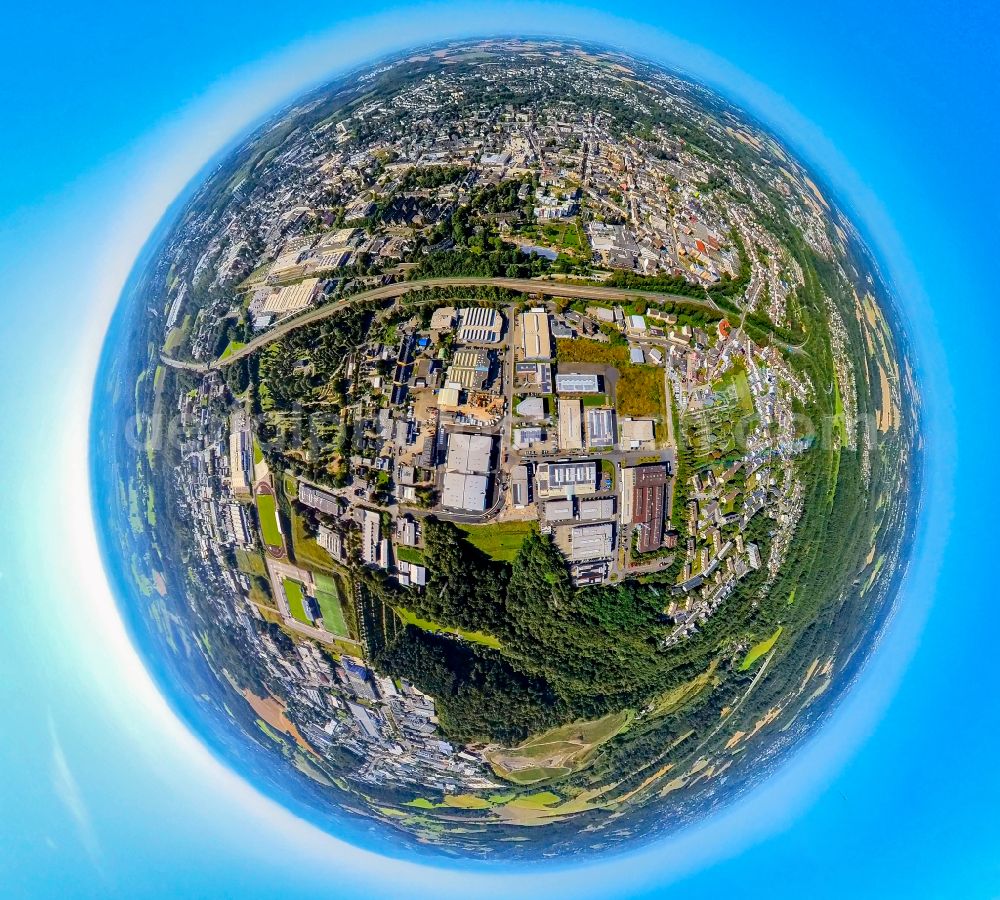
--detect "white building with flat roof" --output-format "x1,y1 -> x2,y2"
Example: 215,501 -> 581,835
579,498 -> 615,520
515,396 -> 545,420
441,473 -> 489,511
558,398 -> 583,450
544,498 -> 574,521
519,309 -> 552,360
360,509 -> 384,568
556,372 -> 601,393
620,417 -> 656,450
430,306 -> 456,330
571,522 -> 614,560
442,431 -> 494,512
228,425 -> 251,497
446,432 -> 494,475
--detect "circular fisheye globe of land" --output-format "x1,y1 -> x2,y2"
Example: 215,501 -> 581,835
93,39 -> 920,859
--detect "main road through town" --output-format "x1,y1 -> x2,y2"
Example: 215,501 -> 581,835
159,276 -> 720,372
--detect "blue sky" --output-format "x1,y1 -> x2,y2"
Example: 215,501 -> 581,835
0,2 -> 998,897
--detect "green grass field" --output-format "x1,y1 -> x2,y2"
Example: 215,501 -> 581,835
163,314 -> 191,354
715,365 -> 754,416
395,545 -> 425,565
235,548 -> 267,577
283,578 -> 311,625
255,493 -> 283,550
220,340 -> 246,360
740,626 -> 783,670
581,393 -> 609,407
289,509 -> 336,572
314,572 -> 349,637
395,606 -> 502,650
507,791 -> 561,810
457,520 -> 537,562
502,765 -> 572,785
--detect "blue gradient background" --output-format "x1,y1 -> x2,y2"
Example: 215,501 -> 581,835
0,3 -> 997,897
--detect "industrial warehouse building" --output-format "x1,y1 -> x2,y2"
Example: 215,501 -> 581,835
519,308 -> 552,360
544,498 -> 574,521
622,464 -> 668,553
298,482 -> 340,515
261,277 -> 320,316
446,348 -> 491,390
620,417 -> 656,450
515,395 -> 546,419
571,522 -> 615,560
456,307 -> 505,344
514,426 -> 545,448
441,474 -> 489,511
555,372 -> 601,393
441,432 -> 494,511
510,464 -> 531,508
579,497 -> 615,520
445,432 -> 493,474
558,398 -> 583,450
536,460 -> 597,498
586,408 -> 615,447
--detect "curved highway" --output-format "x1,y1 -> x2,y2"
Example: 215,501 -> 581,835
160,276 -> 719,372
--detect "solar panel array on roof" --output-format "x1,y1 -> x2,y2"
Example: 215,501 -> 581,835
456,307 -> 504,344
586,408 -> 615,446
555,372 -> 601,393
536,460 -> 597,497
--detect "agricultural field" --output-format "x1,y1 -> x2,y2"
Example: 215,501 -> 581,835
486,710 -> 632,784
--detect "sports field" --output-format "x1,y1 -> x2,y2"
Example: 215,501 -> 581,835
314,573 -> 349,637
283,578 -> 311,625
255,491 -> 283,551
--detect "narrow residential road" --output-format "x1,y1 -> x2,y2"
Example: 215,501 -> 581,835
160,275 -> 720,373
